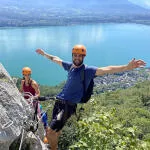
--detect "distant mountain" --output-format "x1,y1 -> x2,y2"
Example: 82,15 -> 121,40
0,0 -> 150,27
0,0 -> 149,13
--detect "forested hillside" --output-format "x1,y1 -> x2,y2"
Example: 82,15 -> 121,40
57,81 -> 150,149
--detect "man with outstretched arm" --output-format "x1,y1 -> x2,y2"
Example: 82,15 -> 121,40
36,45 -> 146,150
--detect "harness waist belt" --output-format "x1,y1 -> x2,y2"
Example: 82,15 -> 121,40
56,99 -> 76,106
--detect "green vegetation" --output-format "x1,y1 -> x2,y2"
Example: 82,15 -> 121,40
39,82 -> 65,97
16,79 -> 150,149
59,81 -> 150,149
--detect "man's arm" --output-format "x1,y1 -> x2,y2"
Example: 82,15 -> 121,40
96,58 -> 146,76
36,49 -> 63,66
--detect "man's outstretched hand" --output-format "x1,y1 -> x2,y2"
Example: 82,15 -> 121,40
127,58 -> 146,70
36,49 -> 45,56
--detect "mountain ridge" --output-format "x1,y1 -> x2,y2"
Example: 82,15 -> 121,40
0,0 -> 149,12
0,0 -> 150,27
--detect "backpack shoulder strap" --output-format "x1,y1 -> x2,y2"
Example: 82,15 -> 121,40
80,64 -> 86,95
80,64 -> 85,82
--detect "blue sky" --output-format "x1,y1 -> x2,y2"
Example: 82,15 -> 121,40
129,0 -> 150,9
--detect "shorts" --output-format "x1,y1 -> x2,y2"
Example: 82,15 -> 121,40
49,100 -> 77,132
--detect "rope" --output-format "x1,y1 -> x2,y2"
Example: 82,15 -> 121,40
19,128 -> 25,150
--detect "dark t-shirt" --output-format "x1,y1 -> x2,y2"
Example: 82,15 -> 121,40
56,61 -> 98,103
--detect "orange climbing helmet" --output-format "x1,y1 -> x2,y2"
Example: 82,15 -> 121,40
72,45 -> 86,56
22,67 -> 32,75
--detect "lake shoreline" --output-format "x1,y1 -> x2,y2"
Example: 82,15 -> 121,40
0,20 -> 150,29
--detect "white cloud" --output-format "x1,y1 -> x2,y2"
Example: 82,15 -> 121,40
129,0 -> 150,9
145,1 -> 150,7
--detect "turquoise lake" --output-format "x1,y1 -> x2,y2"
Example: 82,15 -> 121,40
0,23 -> 150,86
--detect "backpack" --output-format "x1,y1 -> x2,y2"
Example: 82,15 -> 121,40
69,64 -> 94,103
80,64 -> 94,103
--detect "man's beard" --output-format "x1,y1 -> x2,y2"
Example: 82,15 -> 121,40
73,59 -> 83,66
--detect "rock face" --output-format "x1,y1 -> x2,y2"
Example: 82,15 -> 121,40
0,63 -> 30,149
0,63 -> 48,150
